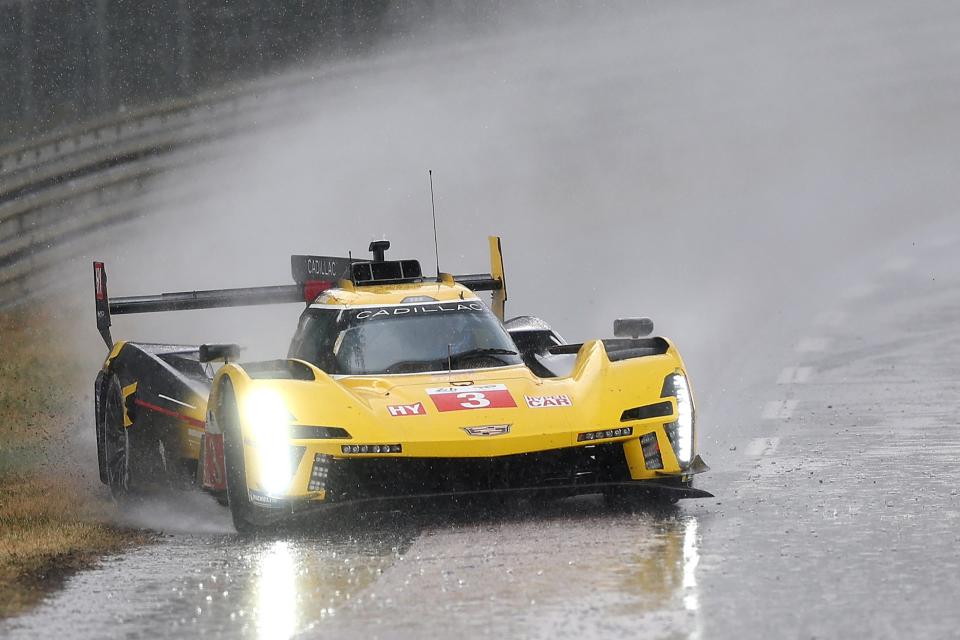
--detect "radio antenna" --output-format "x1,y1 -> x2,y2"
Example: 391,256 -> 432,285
429,169 -> 441,279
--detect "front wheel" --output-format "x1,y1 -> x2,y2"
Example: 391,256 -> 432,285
219,380 -> 263,534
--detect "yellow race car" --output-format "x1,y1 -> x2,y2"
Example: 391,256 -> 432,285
92,237 -> 709,531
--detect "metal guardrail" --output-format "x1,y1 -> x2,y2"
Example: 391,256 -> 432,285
0,89 -> 245,304
0,63 -> 344,305
0,36 -> 486,307
0,81 -> 258,201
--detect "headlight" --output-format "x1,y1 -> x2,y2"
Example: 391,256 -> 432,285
662,372 -> 695,467
244,389 -> 295,495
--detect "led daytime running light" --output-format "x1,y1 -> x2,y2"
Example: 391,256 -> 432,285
341,444 -> 403,454
577,427 -> 633,442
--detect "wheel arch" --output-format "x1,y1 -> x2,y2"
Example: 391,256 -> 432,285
206,364 -> 251,435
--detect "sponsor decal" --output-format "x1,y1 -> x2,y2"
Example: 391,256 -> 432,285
387,402 -> 426,417
463,424 -> 511,436
201,433 -> 226,491
354,302 -> 484,321
427,383 -> 517,412
248,490 -> 284,507
303,256 -> 348,279
524,394 -> 573,408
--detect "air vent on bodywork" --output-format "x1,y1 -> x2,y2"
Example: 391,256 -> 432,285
620,400 -> 674,422
640,432 -> 664,470
244,360 -> 316,381
352,260 -> 422,285
603,337 -> 670,362
288,426 -> 351,439
308,454 -> 332,492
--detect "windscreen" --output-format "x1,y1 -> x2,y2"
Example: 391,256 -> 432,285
289,301 -> 522,375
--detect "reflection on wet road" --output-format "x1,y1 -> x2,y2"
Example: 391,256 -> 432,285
317,502 -> 703,639
9,228 -> 958,638
3,500 -> 703,639
155,513 -> 422,638
7,242 -> 960,640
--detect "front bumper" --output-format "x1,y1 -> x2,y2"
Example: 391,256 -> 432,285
246,440 -> 710,510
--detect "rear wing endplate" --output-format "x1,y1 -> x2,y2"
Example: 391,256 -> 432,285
452,236 -> 507,320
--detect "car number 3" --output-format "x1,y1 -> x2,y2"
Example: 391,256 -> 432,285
456,392 -> 490,408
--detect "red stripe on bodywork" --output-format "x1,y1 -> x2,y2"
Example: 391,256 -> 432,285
134,398 -> 205,428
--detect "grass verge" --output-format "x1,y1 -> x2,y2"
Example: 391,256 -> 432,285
0,304 -> 148,618
0,475 -> 150,617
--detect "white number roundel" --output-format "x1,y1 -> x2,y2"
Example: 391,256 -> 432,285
456,392 -> 491,409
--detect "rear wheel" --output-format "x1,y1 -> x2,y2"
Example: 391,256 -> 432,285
101,374 -> 130,500
100,374 -> 169,501
220,380 -> 261,533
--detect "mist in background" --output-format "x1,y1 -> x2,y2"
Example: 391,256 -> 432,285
61,0 -> 960,464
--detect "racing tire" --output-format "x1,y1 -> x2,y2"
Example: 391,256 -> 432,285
99,373 -> 165,502
219,380 -> 263,534
100,374 -> 131,501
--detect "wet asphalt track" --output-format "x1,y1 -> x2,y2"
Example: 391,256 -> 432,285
5,0 -> 960,637
5,229 -> 959,639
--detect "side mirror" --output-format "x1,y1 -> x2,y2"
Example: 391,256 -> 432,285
199,343 -> 242,363
614,317 -> 654,338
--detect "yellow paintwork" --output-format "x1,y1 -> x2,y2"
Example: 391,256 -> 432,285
488,235 -> 507,320
105,235 -> 696,502
121,381 -> 137,427
175,399 -> 207,460
104,340 -> 126,370
316,280 -> 476,306
210,334 -> 696,501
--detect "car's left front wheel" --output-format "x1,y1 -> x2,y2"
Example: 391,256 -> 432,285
219,380 -> 266,534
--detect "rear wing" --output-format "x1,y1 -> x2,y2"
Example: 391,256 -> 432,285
93,254 -> 351,349
93,236 -> 507,349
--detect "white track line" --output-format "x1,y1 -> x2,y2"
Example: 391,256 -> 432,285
761,400 -> 798,420
745,437 -> 780,456
796,338 -> 830,352
776,366 -> 815,384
